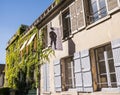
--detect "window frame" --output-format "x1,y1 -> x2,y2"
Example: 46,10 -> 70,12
61,56 -> 75,91
94,44 -> 117,89
89,0 -> 107,23
61,8 -> 71,40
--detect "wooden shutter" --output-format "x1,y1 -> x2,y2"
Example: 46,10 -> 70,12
76,0 -> 85,30
54,60 -> 62,91
74,52 -> 83,91
81,50 -> 93,92
42,64 -> 47,91
42,63 -> 50,92
70,2 -> 77,33
111,39 -> 120,86
107,0 -> 119,13
46,63 -> 50,91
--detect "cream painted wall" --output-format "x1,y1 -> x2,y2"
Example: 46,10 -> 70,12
73,12 -> 120,52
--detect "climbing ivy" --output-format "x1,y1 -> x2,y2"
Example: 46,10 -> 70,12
5,26 -> 54,90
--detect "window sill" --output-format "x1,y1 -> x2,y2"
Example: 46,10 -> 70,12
86,15 -> 111,30
108,7 -> 120,15
43,91 -> 51,94
62,34 -> 74,42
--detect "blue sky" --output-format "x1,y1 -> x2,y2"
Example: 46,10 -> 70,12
0,0 -> 54,64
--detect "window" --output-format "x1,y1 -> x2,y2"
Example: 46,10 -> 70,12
41,26 -> 48,49
88,0 -> 107,23
61,57 -> 74,91
62,9 -> 71,39
95,44 -> 117,89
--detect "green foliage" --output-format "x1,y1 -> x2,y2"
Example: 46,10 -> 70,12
55,0 -> 60,4
5,27 -> 54,90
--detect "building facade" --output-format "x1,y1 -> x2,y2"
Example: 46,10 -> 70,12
31,0 -> 120,95
6,0 -> 120,95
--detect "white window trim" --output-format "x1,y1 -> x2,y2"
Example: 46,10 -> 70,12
105,0 -> 120,15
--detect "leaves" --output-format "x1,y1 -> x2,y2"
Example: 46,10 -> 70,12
5,26 -> 54,89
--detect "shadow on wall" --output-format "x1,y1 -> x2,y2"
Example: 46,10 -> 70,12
68,39 -> 76,55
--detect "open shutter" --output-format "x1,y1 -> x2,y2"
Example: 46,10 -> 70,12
54,60 -> 62,91
81,50 -> 93,92
42,63 -> 50,92
46,63 -> 50,91
74,52 -> 83,91
42,64 -> 47,92
76,0 -> 86,30
70,2 -> 77,33
111,39 -> 120,86
106,0 -> 119,13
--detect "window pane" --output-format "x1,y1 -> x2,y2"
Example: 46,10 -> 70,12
99,61 -> 106,74
62,9 -> 71,39
108,60 -> 115,73
105,45 -> 113,58
99,0 -> 107,17
100,75 -> 107,83
101,83 -> 108,88
97,48 -> 104,60
110,74 -> 116,82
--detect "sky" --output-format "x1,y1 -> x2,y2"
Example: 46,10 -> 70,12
0,0 -> 54,64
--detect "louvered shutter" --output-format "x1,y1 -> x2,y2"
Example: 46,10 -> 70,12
76,0 -> 85,30
74,52 -> 83,91
46,63 -> 50,91
42,64 -> 47,91
106,0 -> 119,13
111,39 -> 120,86
70,2 -> 77,33
54,60 -> 62,91
81,50 -> 93,92
42,63 -> 50,92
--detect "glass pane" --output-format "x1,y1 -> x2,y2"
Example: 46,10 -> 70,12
101,83 -> 108,88
100,75 -> 107,83
105,45 -> 113,58
99,0 -> 106,9
97,48 -> 104,60
99,0 -> 107,17
110,74 -> 116,82
91,1 -> 98,13
108,60 -> 115,73
99,61 -> 106,74
111,83 -> 117,87
62,9 -> 71,39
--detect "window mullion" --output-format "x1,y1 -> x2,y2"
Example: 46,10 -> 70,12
97,0 -> 101,18
104,51 -> 112,87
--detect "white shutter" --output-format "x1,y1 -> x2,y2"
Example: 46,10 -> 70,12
106,0 -> 119,14
54,60 -> 62,91
42,64 -> 47,91
76,0 -> 86,30
81,50 -> 93,92
74,52 -> 83,91
46,63 -> 50,91
111,39 -> 120,86
70,2 -> 77,33
42,63 -> 50,92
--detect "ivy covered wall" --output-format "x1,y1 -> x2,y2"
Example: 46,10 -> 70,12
5,24 -> 54,91
5,25 -> 39,90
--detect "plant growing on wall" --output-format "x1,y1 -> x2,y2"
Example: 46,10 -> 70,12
55,0 -> 61,4
5,26 -> 54,93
